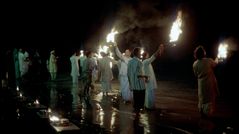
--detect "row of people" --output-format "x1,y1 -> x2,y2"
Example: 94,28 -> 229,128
68,44 -> 219,118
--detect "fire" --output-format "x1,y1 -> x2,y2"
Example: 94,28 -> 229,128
80,50 -> 84,57
34,99 -> 40,105
106,28 -> 118,43
140,49 -> 144,59
50,115 -> 60,122
97,45 -> 109,58
169,10 -> 182,43
217,43 -> 228,60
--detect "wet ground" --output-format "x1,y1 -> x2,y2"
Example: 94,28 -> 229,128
1,73 -> 238,134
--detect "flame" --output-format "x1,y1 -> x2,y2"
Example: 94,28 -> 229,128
48,108 -> 52,113
97,45 -> 109,58
106,28 -> 118,43
16,86 -> 19,91
169,11 -> 182,43
140,49 -> 144,59
217,43 -> 228,59
50,115 -> 60,122
34,99 -> 40,105
80,50 -> 84,57
19,93 -> 22,97
109,52 -> 114,68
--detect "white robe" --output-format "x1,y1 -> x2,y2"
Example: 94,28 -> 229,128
49,53 -> 57,73
18,51 -> 30,76
70,54 -> 80,84
115,47 -> 132,101
98,56 -> 116,92
143,54 -> 157,109
193,58 -> 219,115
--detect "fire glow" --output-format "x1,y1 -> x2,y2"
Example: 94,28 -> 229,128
217,43 -> 228,60
106,28 -> 118,43
169,10 -> 182,43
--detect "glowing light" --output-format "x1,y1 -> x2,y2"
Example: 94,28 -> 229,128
140,49 -> 144,59
169,10 -> 182,43
19,93 -> 22,97
48,108 -> 52,113
217,43 -> 228,60
97,45 -> 109,58
50,115 -> 60,122
106,28 -> 118,43
80,50 -> 84,57
34,99 -> 40,105
16,86 -> 19,91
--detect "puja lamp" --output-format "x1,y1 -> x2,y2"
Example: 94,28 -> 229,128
19,92 -> 23,98
106,28 -> 118,44
217,43 -> 228,62
140,48 -> 145,59
49,115 -> 60,124
80,50 -> 84,57
34,99 -> 40,105
169,10 -> 183,47
16,86 -> 19,91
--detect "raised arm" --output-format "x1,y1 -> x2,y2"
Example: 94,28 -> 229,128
114,44 -> 124,60
144,44 -> 164,64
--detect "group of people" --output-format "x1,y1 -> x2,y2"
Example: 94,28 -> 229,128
66,44 -> 220,118
68,43 -> 165,115
6,43 -> 219,119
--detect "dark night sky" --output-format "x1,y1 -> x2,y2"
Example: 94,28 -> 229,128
2,0 -> 239,48
1,0 -> 239,99
2,0 -> 239,73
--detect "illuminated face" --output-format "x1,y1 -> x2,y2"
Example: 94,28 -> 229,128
125,49 -> 131,57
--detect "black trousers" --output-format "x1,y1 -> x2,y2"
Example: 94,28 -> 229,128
133,90 -> 145,112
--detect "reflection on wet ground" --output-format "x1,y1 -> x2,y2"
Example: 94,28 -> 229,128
1,74 -> 238,133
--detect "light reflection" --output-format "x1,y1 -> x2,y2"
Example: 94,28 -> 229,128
81,108 -> 86,120
140,113 -> 150,133
71,85 -> 80,111
110,110 -> 116,130
99,109 -> 104,126
49,83 -> 57,109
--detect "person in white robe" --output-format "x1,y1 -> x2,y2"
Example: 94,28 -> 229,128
18,48 -> 30,77
142,44 -> 164,110
48,50 -> 58,80
97,52 -> 117,96
82,51 -> 97,95
193,46 -> 219,117
70,49 -> 80,85
114,43 -> 132,103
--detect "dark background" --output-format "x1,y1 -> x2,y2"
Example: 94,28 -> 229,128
1,0 -> 239,105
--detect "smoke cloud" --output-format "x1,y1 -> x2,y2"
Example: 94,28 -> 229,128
114,1 -> 171,34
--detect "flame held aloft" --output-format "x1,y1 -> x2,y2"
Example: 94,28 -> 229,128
217,43 -> 228,59
106,28 -> 118,43
169,11 -> 182,43
97,45 -> 109,59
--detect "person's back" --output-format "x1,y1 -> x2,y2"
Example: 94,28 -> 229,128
128,57 -> 145,90
193,58 -> 216,80
193,46 -> 219,117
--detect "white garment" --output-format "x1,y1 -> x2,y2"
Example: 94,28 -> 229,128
115,47 -> 131,75
49,53 -> 57,73
70,54 -> 80,83
98,56 -> 116,92
143,54 -> 157,109
18,51 -> 30,76
115,46 -> 132,101
79,56 -> 87,68
193,58 -> 218,115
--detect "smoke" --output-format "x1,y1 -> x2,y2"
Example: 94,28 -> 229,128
114,1 -> 171,34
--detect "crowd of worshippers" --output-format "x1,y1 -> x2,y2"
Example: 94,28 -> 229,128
1,45 -> 164,113
1,43 -> 223,118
